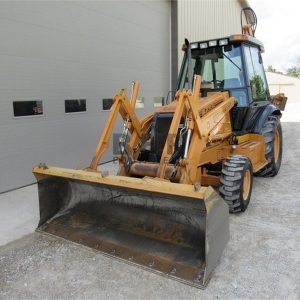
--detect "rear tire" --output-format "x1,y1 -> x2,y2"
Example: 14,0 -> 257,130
256,115 -> 282,177
219,155 -> 253,213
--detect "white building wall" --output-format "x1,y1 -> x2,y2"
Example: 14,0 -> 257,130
266,72 -> 300,102
266,72 -> 300,122
177,0 -> 246,64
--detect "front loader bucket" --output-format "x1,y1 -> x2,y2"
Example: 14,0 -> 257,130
33,166 -> 229,288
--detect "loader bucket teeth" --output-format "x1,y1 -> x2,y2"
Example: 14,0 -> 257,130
33,166 -> 229,288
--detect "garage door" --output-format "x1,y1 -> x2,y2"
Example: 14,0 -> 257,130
0,1 -> 170,192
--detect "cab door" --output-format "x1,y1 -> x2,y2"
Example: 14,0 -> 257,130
243,45 -> 271,130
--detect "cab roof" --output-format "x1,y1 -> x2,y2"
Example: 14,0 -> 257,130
190,34 -> 265,53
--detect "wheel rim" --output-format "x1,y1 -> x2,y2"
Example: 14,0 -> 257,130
243,170 -> 251,200
274,130 -> 280,163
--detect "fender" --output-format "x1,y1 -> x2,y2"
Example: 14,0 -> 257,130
251,103 -> 281,133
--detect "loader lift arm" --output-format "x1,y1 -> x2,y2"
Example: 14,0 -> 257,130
157,75 -> 236,184
90,81 -> 148,170
90,75 -> 236,185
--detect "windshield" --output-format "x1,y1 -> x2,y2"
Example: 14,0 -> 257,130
179,45 -> 245,91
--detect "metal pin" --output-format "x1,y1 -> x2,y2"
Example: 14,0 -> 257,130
148,261 -> 154,267
194,182 -> 201,191
195,274 -> 202,282
100,171 -> 109,177
170,267 -> 176,275
128,256 -> 134,261
38,163 -> 48,169
110,249 -> 116,254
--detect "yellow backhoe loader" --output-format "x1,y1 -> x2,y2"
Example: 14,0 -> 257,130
33,8 -> 287,288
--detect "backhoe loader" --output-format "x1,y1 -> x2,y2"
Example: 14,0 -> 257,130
33,8 -> 287,288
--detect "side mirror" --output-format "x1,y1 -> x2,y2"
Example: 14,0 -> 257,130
258,52 -> 263,64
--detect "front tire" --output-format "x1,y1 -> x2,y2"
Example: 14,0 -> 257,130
219,155 -> 253,213
256,116 -> 282,177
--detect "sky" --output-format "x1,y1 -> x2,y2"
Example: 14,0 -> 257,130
250,0 -> 299,73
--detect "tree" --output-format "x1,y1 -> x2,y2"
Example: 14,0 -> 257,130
286,66 -> 300,77
266,65 -> 276,72
250,75 -> 266,101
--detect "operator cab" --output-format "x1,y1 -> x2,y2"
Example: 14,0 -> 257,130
177,35 -> 271,133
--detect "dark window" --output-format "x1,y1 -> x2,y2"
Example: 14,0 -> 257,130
136,97 -> 145,109
178,45 -> 250,106
65,99 -> 86,113
13,100 -> 43,117
179,45 -> 245,90
102,98 -> 113,110
153,97 -> 164,107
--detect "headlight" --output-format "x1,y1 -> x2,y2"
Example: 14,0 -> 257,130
208,40 -> 217,47
200,42 -> 208,49
190,43 -> 198,49
219,39 -> 228,46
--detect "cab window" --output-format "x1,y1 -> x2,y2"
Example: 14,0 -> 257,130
244,46 -> 268,102
178,45 -> 248,106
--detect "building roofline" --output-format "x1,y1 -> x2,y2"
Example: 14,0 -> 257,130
266,71 -> 300,80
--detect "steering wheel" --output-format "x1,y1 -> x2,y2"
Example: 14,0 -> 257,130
215,80 -> 224,88
203,80 -> 224,88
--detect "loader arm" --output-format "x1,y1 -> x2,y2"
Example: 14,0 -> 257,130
157,76 -> 202,179
157,75 -> 236,184
90,82 -> 144,170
